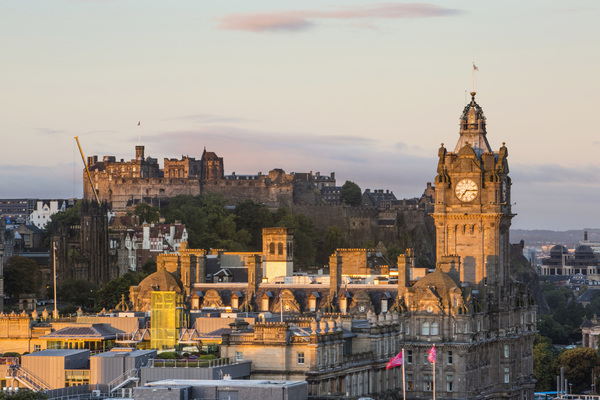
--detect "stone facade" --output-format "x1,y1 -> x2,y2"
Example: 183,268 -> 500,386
52,201 -> 117,287
262,227 -> 293,281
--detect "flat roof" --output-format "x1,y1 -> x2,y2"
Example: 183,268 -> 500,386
92,350 -> 155,358
23,349 -> 89,357
144,379 -> 307,389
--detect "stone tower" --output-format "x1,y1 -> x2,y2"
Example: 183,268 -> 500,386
262,227 -> 293,281
433,92 -> 512,294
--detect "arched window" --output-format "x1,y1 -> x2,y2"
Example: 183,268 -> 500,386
278,242 -> 284,255
269,242 -> 275,254
422,322 -> 430,336
431,322 -> 439,335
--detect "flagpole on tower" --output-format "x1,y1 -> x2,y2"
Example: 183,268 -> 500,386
402,348 -> 406,400
138,121 -> 141,145
472,63 -> 479,94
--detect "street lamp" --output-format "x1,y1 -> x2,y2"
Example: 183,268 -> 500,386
569,383 -> 572,394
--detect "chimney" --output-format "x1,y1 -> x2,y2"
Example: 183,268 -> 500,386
397,249 -> 413,293
329,252 -> 342,299
331,172 -> 335,180
197,253 -> 206,284
135,146 -> 145,161
585,231 -> 588,241
248,254 -> 263,300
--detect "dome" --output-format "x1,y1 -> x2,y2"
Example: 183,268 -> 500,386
575,245 -> 596,260
414,269 -> 459,291
139,269 -> 183,293
550,245 -> 569,257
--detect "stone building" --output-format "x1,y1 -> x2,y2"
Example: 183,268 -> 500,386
52,201 -> 117,287
582,315 -> 600,349
540,244 -> 599,277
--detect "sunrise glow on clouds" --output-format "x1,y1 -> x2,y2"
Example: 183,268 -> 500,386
216,3 -> 463,32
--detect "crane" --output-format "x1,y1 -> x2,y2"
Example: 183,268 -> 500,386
74,136 -> 101,205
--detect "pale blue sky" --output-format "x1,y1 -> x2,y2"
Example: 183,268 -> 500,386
1,0 -> 599,230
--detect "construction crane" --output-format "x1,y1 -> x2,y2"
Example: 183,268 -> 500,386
74,136 -> 101,205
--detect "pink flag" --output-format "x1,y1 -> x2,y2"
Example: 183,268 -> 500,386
427,345 -> 437,364
386,351 -> 403,370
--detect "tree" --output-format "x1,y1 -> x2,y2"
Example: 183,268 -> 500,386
3,256 -> 40,298
387,244 -> 403,265
161,193 -> 251,251
556,347 -> 600,393
142,260 -> 157,275
0,389 -> 48,400
362,240 -> 375,249
132,203 -> 160,224
233,200 -> 275,250
533,334 -> 557,391
323,226 -> 346,258
58,279 -> 98,308
340,181 -> 362,205
95,272 -> 147,311
276,211 -> 319,267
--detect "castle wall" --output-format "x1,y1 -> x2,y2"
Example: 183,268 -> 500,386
202,180 -> 293,208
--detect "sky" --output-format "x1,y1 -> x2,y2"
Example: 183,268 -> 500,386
1,0 -> 599,231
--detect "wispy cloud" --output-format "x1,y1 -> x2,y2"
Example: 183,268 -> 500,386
168,114 -> 257,124
217,3 -> 464,33
37,127 -> 66,135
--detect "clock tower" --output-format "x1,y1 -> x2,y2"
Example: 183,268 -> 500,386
433,92 -> 513,295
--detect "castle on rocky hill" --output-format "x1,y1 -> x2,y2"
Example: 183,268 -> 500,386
83,147 -> 334,211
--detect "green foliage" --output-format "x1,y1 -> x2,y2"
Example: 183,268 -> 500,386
537,314 -> 570,344
323,226 -> 346,257
276,210 -> 319,267
59,305 -> 79,316
533,334 -> 557,391
362,240 -> 375,249
387,245 -> 403,266
556,347 -> 600,393
340,181 -> 362,205
2,352 -> 21,358
142,260 -> 157,275
46,200 -> 83,233
58,279 -> 98,308
132,203 -> 160,224
233,200 -> 275,250
199,354 -> 217,360
539,282 -> 586,344
0,389 -> 48,400
95,272 -> 147,311
3,256 -> 40,298
161,194 -> 251,250
157,352 -> 177,359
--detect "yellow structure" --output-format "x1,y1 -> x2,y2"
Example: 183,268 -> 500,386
262,227 -> 293,281
150,291 -> 186,350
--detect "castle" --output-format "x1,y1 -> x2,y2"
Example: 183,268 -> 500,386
83,147 -> 331,211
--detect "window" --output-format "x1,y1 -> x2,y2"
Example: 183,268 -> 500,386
231,297 -> 239,309
340,298 -> 347,313
406,373 -> 413,390
431,322 -> 439,335
422,322 -> 430,335
34,345 -> 41,352
446,351 -> 453,364
504,367 -> 510,383
423,353 -> 430,364
297,352 -> 305,365
269,243 -> 275,254
520,314 -> 524,324
423,374 -> 433,391
236,352 -> 243,362
406,350 -> 413,364
309,298 -> 316,312
405,323 -> 410,335
381,299 -> 388,313
447,374 -> 454,392
504,344 -> 509,358
262,298 -> 269,312
278,242 -> 284,255
477,320 -> 481,331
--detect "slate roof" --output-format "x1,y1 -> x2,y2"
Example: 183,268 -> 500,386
577,289 -> 599,303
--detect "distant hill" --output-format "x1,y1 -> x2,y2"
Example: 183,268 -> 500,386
510,228 -> 600,246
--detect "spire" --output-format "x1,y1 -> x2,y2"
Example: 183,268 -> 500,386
454,92 -> 492,157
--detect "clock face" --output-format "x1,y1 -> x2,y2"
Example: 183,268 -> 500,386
426,305 -> 433,313
455,179 -> 478,202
